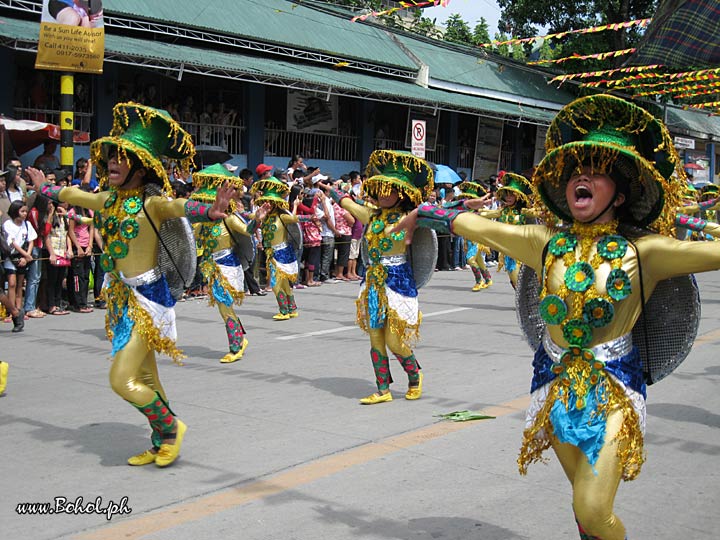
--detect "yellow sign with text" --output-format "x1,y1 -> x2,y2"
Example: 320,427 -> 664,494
35,22 -> 104,74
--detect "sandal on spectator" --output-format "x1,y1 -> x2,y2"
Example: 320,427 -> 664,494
49,307 -> 69,316
79,307 -> 94,313
27,309 -> 46,318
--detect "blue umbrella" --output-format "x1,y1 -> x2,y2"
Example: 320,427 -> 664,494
433,164 -> 463,185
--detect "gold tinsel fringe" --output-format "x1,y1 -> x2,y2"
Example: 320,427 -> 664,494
104,277 -> 185,364
518,377 -> 645,481
267,255 -> 297,285
193,174 -> 243,191
362,175 -> 423,206
355,297 -> 422,346
200,260 -> 245,307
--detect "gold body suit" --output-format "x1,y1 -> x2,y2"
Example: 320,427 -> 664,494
194,214 -> 254,361
261,211 -> 299,318
449,212 -> 720,539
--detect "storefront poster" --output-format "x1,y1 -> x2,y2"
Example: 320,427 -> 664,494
287,90 -> 338,133
35,0 -> 105,74
472,117 -> 504,180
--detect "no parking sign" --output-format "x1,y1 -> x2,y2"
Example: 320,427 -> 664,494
411,119 -> 426,158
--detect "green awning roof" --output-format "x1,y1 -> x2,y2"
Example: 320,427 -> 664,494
0,17 -> 558,124
664,105 -> 720,139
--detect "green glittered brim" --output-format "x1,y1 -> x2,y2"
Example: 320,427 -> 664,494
192,165 -> 243,191
91,137 -> 171,193
545,94 -> 678,181
534,141 -> 666,227
364,149 -> 434,204
255,194 -> 289,209
362,174 -> 424,206
456,181 -> 487,200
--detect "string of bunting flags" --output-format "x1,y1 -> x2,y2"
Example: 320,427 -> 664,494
528,48 -> 636,66
351,0 -> 450,22
477,18 -> 650,48
550,64 -> 661,84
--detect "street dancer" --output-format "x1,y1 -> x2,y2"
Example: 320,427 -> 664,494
455,180 -> 493,290
476,171 -> 534,288
28,102 -> 232,467
324,150 -> 433,404
189,164 -> 269,363
396,94 -> 720,539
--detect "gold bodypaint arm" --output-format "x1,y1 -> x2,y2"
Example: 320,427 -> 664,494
639,232 -> 720,282
279,213 -> 299,225
340,197 -> 374,225
58,188 -> 109,212
452,213 -> 552,272
224,214 -> 251,236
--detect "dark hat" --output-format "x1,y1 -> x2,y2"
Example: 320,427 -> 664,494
533,94 -> 683,234
91,102 -> 195,193
363,150 -> 434,206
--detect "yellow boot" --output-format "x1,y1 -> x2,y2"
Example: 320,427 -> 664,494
0,361 -> 8,395
220,338 -> 249,363
471,283 -> 483,292
155,420 -> 187,468
405,372 -> 423,400
359,392 -> 393,405
273,313 -> 290,321
127,449 -> 157,466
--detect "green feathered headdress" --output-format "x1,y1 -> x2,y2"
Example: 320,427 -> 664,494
533,94 -> 684,235
250,176 -> 289,210
363,150 -> 434,206
91,102 -> 195,194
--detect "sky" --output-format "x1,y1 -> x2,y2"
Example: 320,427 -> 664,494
423,0 -> 504,36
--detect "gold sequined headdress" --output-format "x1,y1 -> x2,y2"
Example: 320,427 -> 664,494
363,150 -> 434,206
533,94 -> 684,235
91,102 -> 196,194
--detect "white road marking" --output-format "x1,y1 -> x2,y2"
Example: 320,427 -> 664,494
276,307 -> 472,340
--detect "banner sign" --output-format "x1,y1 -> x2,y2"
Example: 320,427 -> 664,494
36,0 -> 105,74
287,90 -> 338,133
472,117 -> 504,180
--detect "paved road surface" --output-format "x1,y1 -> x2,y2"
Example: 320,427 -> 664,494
1,269 -> 718,540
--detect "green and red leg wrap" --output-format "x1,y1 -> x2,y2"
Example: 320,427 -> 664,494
132,392 -> 177,448
225,316 -> 245,353
371,347 -> 392,392
394,352 -> 421,384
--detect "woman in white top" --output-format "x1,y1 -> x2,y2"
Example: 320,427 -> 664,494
3,200 -> 37,312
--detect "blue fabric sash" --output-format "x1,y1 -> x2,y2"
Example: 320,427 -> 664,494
273,244 -> 297,264
216,251 -> 240,267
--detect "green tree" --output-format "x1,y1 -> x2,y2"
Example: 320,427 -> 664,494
443,13 -> 473,45
472,17 -> 491,46
496,0 -> 658,71
493,32 -> 510,58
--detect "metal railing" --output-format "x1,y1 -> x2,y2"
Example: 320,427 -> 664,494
265,129 -> 358,161
181,121 -> 245,155
13,108 -> 94,143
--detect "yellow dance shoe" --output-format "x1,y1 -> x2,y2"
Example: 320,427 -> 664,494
471,284 -> 483,292
220,338 -> 249,363
405,372 -> 423,400
359,392 -> 393,405
288,311 -> 299,318
0,362 -> 8,395
127,449 -> 157,466
155,420 -> 187,468
273,313 -> 291,321
484,280 -> 493,287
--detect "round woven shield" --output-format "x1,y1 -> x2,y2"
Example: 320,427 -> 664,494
280,211 -> 303,255
158,217 -> 197,301
145,184 -> 197,300
228,214 -> 256,271
407,227 -> 438,289
359,228 -> 437,289
515,265 -> 701,385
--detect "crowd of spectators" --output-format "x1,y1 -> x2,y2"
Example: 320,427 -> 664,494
0,147 -> 506,331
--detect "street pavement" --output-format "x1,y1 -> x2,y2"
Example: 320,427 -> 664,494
1,268 -> 719,540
